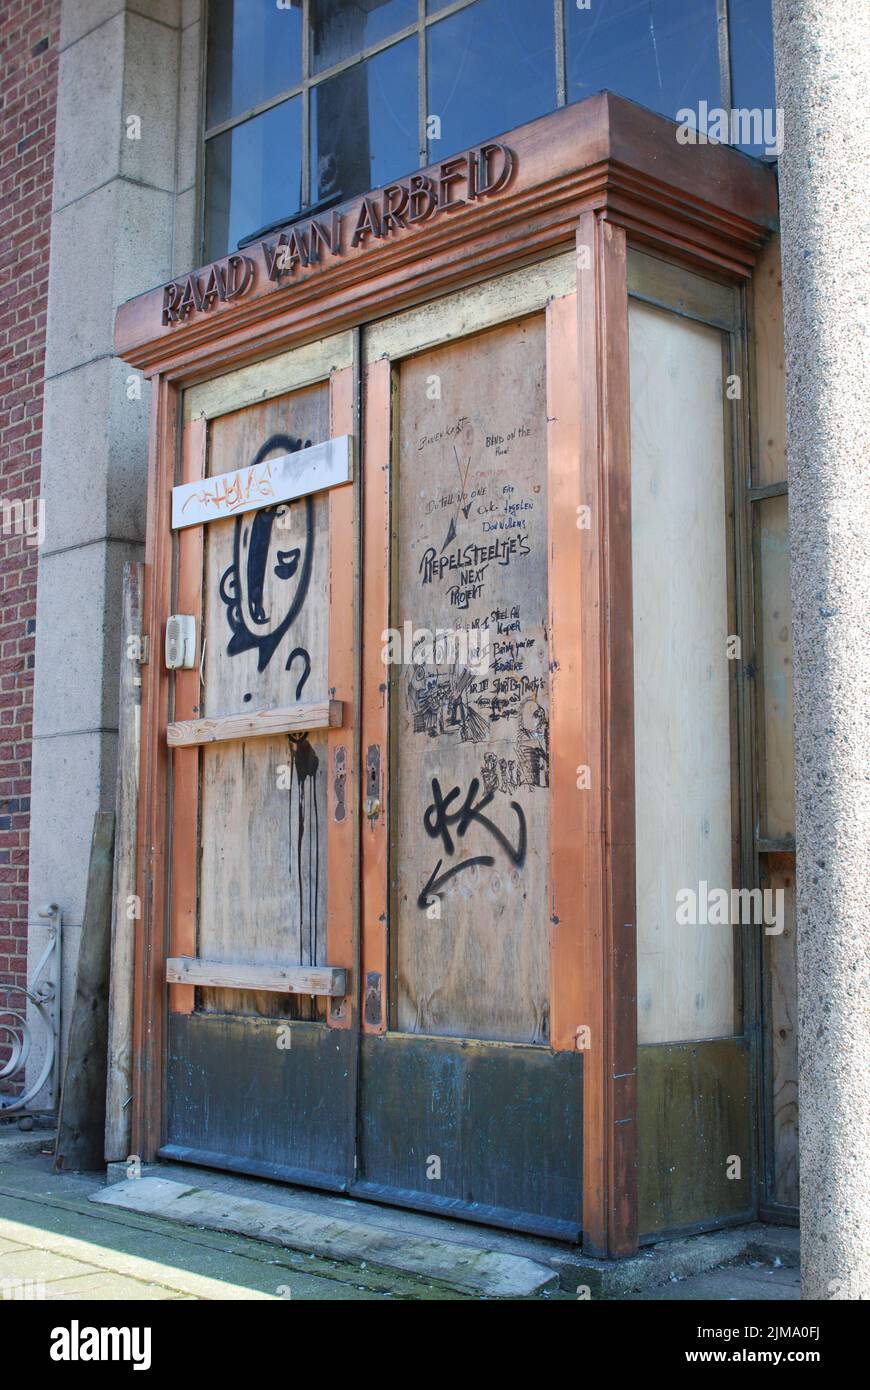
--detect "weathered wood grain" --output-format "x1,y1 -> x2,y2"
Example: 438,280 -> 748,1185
394,314 -> 551,1044
165,958 -> 347,996
105,565 -> 143,1162
198,384 -> 332,1019
55,813 -> 115,1172
167,700 -> 342,746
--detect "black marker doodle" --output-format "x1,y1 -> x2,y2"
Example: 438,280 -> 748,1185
406,661 -> 488,743
481,700 -> 550,793
441,436 -> 474,552
515,699 -> 550,788
218,434 -> 314,678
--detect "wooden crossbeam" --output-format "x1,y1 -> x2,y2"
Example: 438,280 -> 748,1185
166,699 -> 342,747
165,958 -> 348,997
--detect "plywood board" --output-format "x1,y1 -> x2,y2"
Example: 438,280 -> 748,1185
757,493 -> 795,840
394,315 -> 550,1043
197,385 -> 332,1019
364,252 -> 576,364
751,233 -> 787,487
629,301 -> 735,1045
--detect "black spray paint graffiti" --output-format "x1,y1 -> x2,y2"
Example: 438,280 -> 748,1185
417,776 -> 527,909
218,434 -> 314,701
286,733 -> 320,965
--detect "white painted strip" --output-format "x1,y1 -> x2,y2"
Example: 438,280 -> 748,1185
363,251 -> 576,363
171,434 -> 353,529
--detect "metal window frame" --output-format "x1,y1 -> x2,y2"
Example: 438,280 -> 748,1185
197,0 -> 748,286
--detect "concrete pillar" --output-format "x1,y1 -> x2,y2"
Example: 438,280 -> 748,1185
27,0 -> 202,1104
772,0 -> 870,1300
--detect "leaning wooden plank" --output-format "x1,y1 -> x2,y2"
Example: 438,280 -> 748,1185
55,811 -> 116,1173
171,433 -> 353,528
165,958 -> 348,997
105,563 -> 143,1162
167,699 -> 342,747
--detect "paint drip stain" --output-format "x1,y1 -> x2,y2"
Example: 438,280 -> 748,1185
287,733 -> 319,966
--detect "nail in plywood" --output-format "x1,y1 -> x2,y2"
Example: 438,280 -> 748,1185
394,314 -> 551,1044
630,300 -> 734,1045
165,958 -> 347,997
167,700 -> 342,746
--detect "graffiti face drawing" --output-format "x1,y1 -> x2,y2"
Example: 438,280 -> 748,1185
218,434 -> 315,697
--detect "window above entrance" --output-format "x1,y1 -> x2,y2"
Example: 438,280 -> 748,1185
202,0 -> 776,264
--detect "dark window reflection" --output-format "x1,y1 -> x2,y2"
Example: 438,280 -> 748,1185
729,0 -> 777,155
427,0 -> 556,160
207,0 -> 303,127
311,35 -> 418,203
310,0 -> 418,75
205,98 -> 303,260
566,0 -> 720,124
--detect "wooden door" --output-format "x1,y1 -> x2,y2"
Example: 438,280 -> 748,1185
139,249 -> 637,1249
159,333 -> 358,1190
355,258 -> 594,1241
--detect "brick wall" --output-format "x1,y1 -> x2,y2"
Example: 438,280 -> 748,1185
0,0 -> 58,1084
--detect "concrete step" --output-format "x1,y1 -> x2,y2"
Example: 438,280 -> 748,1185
92,1161 -> 800,1299
0,1125 -> 56,1159
91,1177 -> 561,1298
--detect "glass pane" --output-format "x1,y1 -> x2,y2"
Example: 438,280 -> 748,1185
310,0 -> 418,75
311,36 -> 419,204
427,0 -> 556,160
427,0 -> 462,11
207,0 -> 303,128
205,97 -> 303,261
729,0 -> 777,156
566,0 -> 720,124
